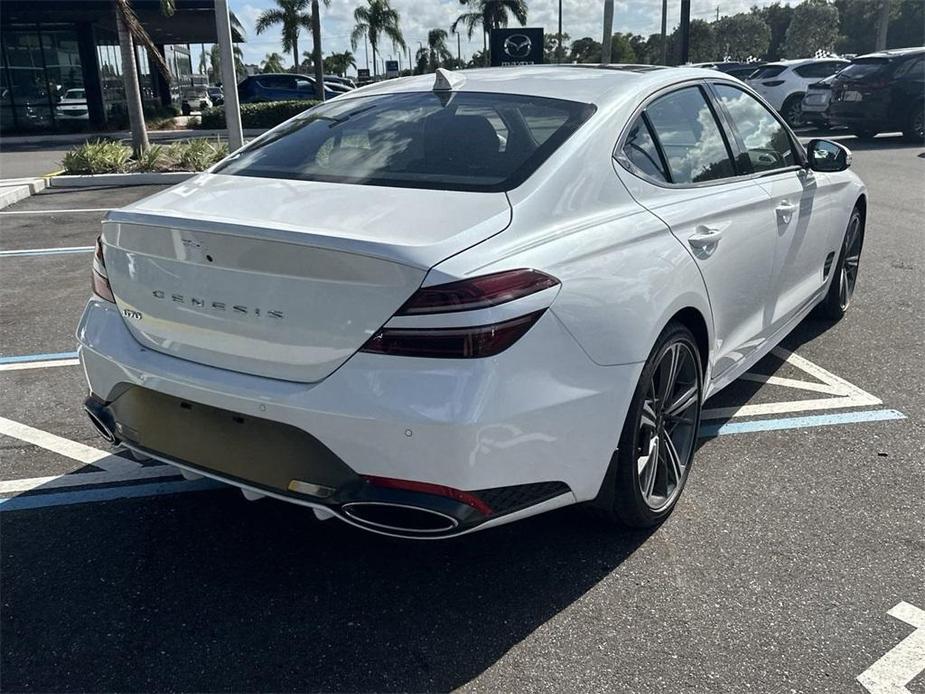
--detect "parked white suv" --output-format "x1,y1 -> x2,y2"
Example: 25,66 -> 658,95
748,58 -> 848,125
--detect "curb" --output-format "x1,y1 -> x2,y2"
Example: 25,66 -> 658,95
0,178 -> 46,210
48,172 -> 196,188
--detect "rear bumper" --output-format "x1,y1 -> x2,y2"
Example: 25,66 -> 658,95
77,299 -> 641,536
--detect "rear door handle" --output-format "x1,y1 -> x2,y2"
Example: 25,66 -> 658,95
688,225 -> 723,251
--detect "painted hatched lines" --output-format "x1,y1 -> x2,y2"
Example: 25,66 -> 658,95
0,415 -> 138,474
702,346 -> 882,420
857,602 -> 925,694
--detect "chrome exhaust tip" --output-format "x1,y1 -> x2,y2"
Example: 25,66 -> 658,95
83,403 -> 118,444
342,501 -> 459,535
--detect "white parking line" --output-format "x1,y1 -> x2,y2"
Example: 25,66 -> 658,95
0,208 -> 111,215
857,602 -> 925,694
0,359 -> 80,371
0,415 -> 138,473
0,464 -> 179,495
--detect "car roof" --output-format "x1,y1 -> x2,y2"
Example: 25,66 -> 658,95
855,46 -> 925,59
761,58 -> 848,69
342,65 -> 725,107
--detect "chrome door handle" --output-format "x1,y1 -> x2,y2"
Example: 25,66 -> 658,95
688,225 -> 723,250
776,202 -> 797,223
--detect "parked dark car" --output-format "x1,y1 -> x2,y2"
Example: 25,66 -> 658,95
208,87 -> 224,106
829,47 -> 925,141
237,74 -> 341,103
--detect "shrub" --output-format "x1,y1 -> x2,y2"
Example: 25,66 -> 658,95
61,139 -> 132,174
198,100 -> 318,130
166,138 -> 228,171
61,138 -> 229,175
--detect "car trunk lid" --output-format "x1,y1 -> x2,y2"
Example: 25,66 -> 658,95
102,173 -> 511,382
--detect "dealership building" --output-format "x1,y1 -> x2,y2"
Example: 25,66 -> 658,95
1,0 -> 219,133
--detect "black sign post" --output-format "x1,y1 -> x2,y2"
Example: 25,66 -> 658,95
489,28 -> 544,67
356,68 -> 371,85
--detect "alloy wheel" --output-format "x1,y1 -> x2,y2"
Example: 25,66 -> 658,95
784,100 -> 803,127
635,342 -> 700,511
914,109 -> 924,140
839,214 -> 862,311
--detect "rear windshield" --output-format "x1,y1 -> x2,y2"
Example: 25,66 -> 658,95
214,91 -> 596,192
749,65 -> 786,79
838,58 -> 890,79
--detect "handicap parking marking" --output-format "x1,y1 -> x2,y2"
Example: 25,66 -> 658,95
0,351 -> 79,371
0,246 -> 94,258
857,602 -> 925,694
700,409 -> 907,438
703,346 -> 882,420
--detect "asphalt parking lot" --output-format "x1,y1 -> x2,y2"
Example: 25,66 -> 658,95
1,135 -> 923,693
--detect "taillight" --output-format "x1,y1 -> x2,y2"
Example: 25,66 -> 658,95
762,80 -> 785,87
397,269 -> 558,314
360,268 -> 559,359
92,236 -> 115,303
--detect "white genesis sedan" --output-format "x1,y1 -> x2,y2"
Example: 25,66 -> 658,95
79,66 -> 866,538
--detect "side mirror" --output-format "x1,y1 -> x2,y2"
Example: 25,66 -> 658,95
807,138 -> 852,172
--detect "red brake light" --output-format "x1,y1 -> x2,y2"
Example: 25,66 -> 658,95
92,236 -> 115,303
397,269 -> 559,315
363,475 -> 493,516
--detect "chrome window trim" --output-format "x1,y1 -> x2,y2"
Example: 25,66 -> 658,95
613,77 -> 807,190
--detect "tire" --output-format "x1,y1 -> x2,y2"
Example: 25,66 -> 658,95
593,322 -> 703,528
782,94 -> 804,127
815,207 -> 863,321
853,129 -> 878,141
903,104 -> 924,142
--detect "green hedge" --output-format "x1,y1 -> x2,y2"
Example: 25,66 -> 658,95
198,100 -> 319,130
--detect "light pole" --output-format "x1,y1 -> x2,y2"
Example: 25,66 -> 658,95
601,0 -> 614,65
679,0 -> 691,64
214,0 -> 242,150
557,0 -> 563,64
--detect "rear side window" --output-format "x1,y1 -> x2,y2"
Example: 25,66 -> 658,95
714,84 -> 795,173
257,75 -> 293,89
750,65 -> 786,79
214,92 -> 596,192
839,59 -> 890,79
794,62 -> 845,78
894,57 -> 925,78
620,116 -> 667,182
643,87 -> 735,184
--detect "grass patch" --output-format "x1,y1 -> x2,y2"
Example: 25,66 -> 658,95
61,138 -> 228,175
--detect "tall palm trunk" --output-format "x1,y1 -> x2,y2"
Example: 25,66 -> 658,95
292,40 -> 299,72
372,45 -> 378,76
115,7 -> 148,156
311,0 -> 325,100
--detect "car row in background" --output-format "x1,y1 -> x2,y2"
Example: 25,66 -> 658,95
828,47 -> 924,141
237,73 -> 356,104
746,58 -> 849,126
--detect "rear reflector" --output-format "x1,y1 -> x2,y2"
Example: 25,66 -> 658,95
363,475 -> 493,516
360,310 -> 546,359
397,269 -> 558,315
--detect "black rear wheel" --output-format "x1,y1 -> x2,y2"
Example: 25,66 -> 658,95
594,322 -> 703,528
782,95 -> 804,127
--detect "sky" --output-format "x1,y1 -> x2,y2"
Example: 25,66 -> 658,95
227,0 -> 791,74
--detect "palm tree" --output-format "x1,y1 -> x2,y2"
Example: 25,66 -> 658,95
425,28 -> 453,72
351,0 -> 406,77
323,51 -> 357,77
262,52 -> 287,73
452,0 -> 528,66
114,0 -> 174,156
309,0 -> 332,100
255,0 -> 312,74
